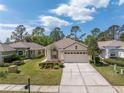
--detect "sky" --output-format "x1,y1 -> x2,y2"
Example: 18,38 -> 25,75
0,0 -> 124,42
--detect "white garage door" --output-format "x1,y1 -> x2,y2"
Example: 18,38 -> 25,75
64,51 -> 88,63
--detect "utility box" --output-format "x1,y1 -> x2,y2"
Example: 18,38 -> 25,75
8,65 -> 18,73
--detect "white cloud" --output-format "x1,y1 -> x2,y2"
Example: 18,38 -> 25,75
51,0 -> 111,22
119,0 -> 124,5
51,4 -> 95,23
39,16 -> 70,27
0,4 -> 7,11
70,0 -> 110,8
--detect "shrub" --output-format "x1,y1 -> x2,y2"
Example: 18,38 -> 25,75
59,63 -> 64,68
54,65 -> 59,69
95,56 -> 100,64
13,61 -> 25,66
0,72 -> 8,78
16,69 -> 21,74
89,60 -> 94,64
0,62 -> 11,67
3,54 -> 22,63
104,58 -> 124,67
11,54 -> 21,61
39,62 -> 63,69
3,56 -> 12,63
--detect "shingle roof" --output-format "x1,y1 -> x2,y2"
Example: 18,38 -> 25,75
9,42 -> 44,50
0,44 -> 15,52
46,38 -> 87,49
98,40 -> 124,49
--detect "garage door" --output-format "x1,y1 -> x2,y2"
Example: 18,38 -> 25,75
64,51 -> 88,63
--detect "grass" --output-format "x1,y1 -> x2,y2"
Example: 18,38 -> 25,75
92,64 -> 124,86
0,58 -> 62,85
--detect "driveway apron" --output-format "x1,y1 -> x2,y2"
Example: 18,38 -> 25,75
59,63 -> 118,93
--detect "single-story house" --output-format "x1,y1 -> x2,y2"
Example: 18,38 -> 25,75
9,42 -> 44,58
0,44 -> 16,62
98,40 -> 124,58
45,38 -> 89,63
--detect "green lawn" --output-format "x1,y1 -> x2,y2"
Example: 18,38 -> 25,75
0,58 -> 62,85
93,64 -> 124,85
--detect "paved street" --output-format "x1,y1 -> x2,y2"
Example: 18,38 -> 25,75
0,84 -> 59,92
60,63 -> 118,93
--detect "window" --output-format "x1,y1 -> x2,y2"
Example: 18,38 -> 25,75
83,52 -> 85,54
77,52 -> 79,54
74,52 -> 76,54
80,52 -> 82,54
64,52 -> 67,54
71,52 -> 73,54
110,53 -> 116,57
38,50 -> 41,55
75,46 -> 77,49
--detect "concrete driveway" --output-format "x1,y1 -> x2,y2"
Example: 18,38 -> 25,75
59,63 -> 118,93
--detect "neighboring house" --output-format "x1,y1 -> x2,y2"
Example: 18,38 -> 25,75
9,42 -> 44,58
45,38 -> 88,63
0,44 -> 16,62
98,40 -> 124,58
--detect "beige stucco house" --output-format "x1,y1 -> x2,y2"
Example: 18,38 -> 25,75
45,38 -> 89,63
0,44 -> 16,62
9,42 -> 44,58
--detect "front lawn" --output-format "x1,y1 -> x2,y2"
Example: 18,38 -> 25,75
93,64 -> 124,85
0,58 -> 62,85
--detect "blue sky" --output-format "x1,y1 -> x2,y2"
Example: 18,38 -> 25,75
0,0 -> 124,42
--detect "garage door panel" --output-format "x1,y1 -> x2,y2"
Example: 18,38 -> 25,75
64,51 -> 88,63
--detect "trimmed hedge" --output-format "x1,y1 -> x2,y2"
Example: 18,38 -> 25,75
13,61 -> 25,66
104,58 -> 124,66
0,61 -> 25,67
39,62 -> 64,69
4,54 -> 21,63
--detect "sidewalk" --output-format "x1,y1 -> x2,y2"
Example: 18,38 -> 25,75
0,84 -> 59,92
114,86 -> 124,93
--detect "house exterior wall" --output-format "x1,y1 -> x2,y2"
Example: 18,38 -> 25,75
100,49 -> 106,58
0,52 -> 3,62
32,49 -> 44,58
100,47 -> 121,58
46,49 -> 51,61
2,51 -> 16,57
64,43 -> 87,50
16,48 -> 44,58
118,49 -> 124,58
58,50 -> 64,61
